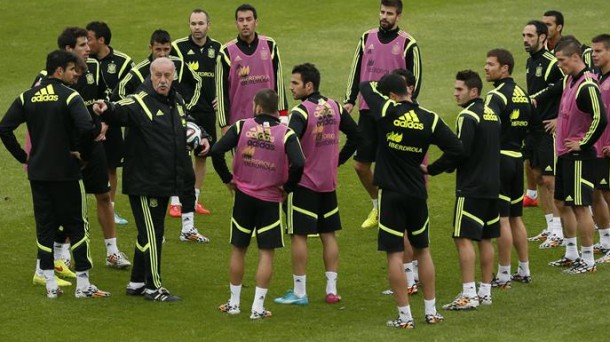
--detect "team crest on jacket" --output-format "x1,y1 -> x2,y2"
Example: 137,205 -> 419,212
86,73 -> 95,84
207,47 -> 216,59
107,63 -> 117,74
535,65 -> 543,77
149,198 -> 158,208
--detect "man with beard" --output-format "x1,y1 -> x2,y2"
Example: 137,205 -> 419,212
343,0 -> 422,230
521,20 -> 565,250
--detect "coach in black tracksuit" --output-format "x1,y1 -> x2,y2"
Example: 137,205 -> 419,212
0,51 -> 98,285
96,58 -> 209,301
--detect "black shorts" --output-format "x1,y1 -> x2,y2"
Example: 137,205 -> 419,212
555,157 -> 595,206
452,197 -> 500,240
594,158 -> 610,190
286,186 -> 341,235
103,125 -> 124,168
193,111 -> 217,157
377,189 -> 429,252
230,189 -> 284,249
353,110 -> 377,163
82,142 -> 110,194
499,153 -> 524,217
524,132 -> 555,176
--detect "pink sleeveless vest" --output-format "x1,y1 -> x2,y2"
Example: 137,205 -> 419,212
227,36 -> 275,125
358,29 -> 407,111
556,71 -> 597,157
298,98 -> 341,192
233,118 -> 289,202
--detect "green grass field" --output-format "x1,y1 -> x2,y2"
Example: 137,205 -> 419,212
1,1 -> 609,341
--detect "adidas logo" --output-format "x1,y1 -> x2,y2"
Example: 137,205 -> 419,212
601,178 -> 608,185
512,87 -> 529,103
156,110 -> 164,116
234,55 -> 242,62
245,124 -> 273,142
187,49 -> 195,55
32,84 -> 59,102
393,110 -> 424,130
545,166 -> 553,172
483,105 -> 498,121
566,195 -> 573,201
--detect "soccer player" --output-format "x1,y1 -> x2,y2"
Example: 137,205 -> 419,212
483,49 -> 532,287
343,0 -> 422,229
212,89 -> 305,320
114,29 -> 208,243
525,11 -> 594,204
425,70 -> 500,310
360,74 -> 461,329
51,27 -> 131,270
521,21 -> 565,246
93,57 -> 210,301
0,50 -> 110,299
542,10 -> 564,54
549,39 -> 607,274
379,69 -> 421,297
171,9 -> 222,217
590,34 -> 610,263
543,10 -> 593,67
216,3 -> 289,133
87,21 -> 135,226
274,63 -> 361,306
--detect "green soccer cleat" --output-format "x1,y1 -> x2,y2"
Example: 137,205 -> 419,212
54,260 -> 76,279
361,208 -> 378,229
33,274 -> 72,287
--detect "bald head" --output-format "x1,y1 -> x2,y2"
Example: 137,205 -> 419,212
150,57 -> 175,96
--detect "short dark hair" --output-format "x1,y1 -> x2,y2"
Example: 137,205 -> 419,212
150,29 -> 171,45
544,10 -> 564,31
487,48 -> 515,75
292,63 -> 320,91
381,0 -> 403,14
592,34 -> 610,49
57,27 -> 88,49
236,4 -> 257,20
378,74 -> 408,97
46,49 -> 80,75
456,70 -> 483,95
391,68 -> 415,88
254,89 -> 278,114
86,21 -> 112,45
526,20 -> 548,39
555,38 -> 583,58
191,8 -> 210,22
